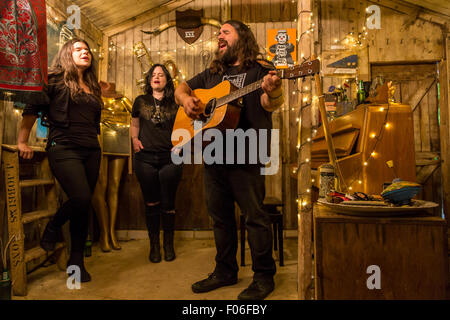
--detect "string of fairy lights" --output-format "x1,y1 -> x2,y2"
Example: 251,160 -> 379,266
287,4 -> 382,211
345,103 -> 392,192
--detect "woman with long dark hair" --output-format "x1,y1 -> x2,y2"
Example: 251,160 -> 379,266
131,64 -> 182,263
18,39 -> 103,282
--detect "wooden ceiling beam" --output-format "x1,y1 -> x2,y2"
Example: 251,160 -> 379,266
401,0 -> 450,18
367,0 -> 449,30
103,0 -> 193,37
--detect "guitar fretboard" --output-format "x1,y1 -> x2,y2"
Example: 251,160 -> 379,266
216,79 -> 265,107
213,60 -> 319,107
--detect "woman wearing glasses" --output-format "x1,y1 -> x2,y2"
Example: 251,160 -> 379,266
131,64 -> 182,263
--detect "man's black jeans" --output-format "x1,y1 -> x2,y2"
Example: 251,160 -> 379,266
203,164 -> 276,281
47,143 -> 101,253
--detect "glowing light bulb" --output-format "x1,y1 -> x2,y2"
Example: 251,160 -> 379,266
370,133 -> 376,139
385,123 -> 390,128
363,162 -> 368,166
379,107 -> 384,112
371,152 -> 376,157
358,180 -> 362,184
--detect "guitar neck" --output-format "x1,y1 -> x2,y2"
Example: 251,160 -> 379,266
216,78 -> 265,107
214,60 -> 320,107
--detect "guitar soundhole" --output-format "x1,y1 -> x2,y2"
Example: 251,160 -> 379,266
199,98 -> 216,122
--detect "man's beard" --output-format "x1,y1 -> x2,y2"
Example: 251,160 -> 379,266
215,42 -> 239,66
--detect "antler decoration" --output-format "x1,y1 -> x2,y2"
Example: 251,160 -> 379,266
141,21 -> 176,36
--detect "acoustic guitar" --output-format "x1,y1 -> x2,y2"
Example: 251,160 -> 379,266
172,59 -> 320,149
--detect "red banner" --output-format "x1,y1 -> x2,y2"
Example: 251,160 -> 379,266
0,0 -> 48,101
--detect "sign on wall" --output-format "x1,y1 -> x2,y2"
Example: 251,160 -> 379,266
267,29 -> 297,68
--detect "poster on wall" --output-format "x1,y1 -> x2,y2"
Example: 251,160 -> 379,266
267,29 -> 297,68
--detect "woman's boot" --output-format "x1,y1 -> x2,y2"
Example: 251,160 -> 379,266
162,212 -> 176,261
145,205 -> 161,263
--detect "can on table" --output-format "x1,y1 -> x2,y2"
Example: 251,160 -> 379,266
319,163 -> 335,198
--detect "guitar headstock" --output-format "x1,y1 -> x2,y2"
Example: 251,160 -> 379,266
277,59 -> 320,80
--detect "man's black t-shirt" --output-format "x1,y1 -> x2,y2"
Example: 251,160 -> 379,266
132,93 -> 178,153
186,61 -> 274,166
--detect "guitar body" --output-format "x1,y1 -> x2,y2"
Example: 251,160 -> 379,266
171,59 -> 321,149
172,80 -> 242,148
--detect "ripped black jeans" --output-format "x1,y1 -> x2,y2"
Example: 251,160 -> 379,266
134,151 -> 183,212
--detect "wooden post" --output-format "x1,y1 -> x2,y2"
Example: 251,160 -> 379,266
297,0 -> 313,300
439,33 -> 450,249
2,150 -> 26,296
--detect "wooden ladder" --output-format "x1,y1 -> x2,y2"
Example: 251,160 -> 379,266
1,144 -> 67,296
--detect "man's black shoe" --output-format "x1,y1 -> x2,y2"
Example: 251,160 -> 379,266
192,272 -> 237,293
237,279 -> 274,300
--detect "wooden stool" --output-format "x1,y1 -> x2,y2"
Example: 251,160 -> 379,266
240,197 -> 284,267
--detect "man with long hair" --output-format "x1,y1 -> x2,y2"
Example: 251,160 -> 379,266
18,39 -> 103,283
175,20 -> 284,300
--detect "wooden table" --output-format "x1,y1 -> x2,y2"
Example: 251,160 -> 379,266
313,203 -> 449,299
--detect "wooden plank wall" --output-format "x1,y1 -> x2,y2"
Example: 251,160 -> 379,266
46,0 -> 103,61
319,0 -> 444,92
107,0 -> 300,230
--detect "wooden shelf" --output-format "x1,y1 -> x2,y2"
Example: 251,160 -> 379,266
19,179 -> 55,188
22,209 -> 57,224
2,144 -> 46,153
24,243 -> 65,264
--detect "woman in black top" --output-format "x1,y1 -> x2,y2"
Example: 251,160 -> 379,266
131,64 -> 182,263
18,39 -> 102,283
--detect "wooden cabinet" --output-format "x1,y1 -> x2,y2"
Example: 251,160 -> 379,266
313,204 -> 449,299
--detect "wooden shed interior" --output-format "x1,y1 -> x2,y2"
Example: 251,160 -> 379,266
0,0 -> 449,300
